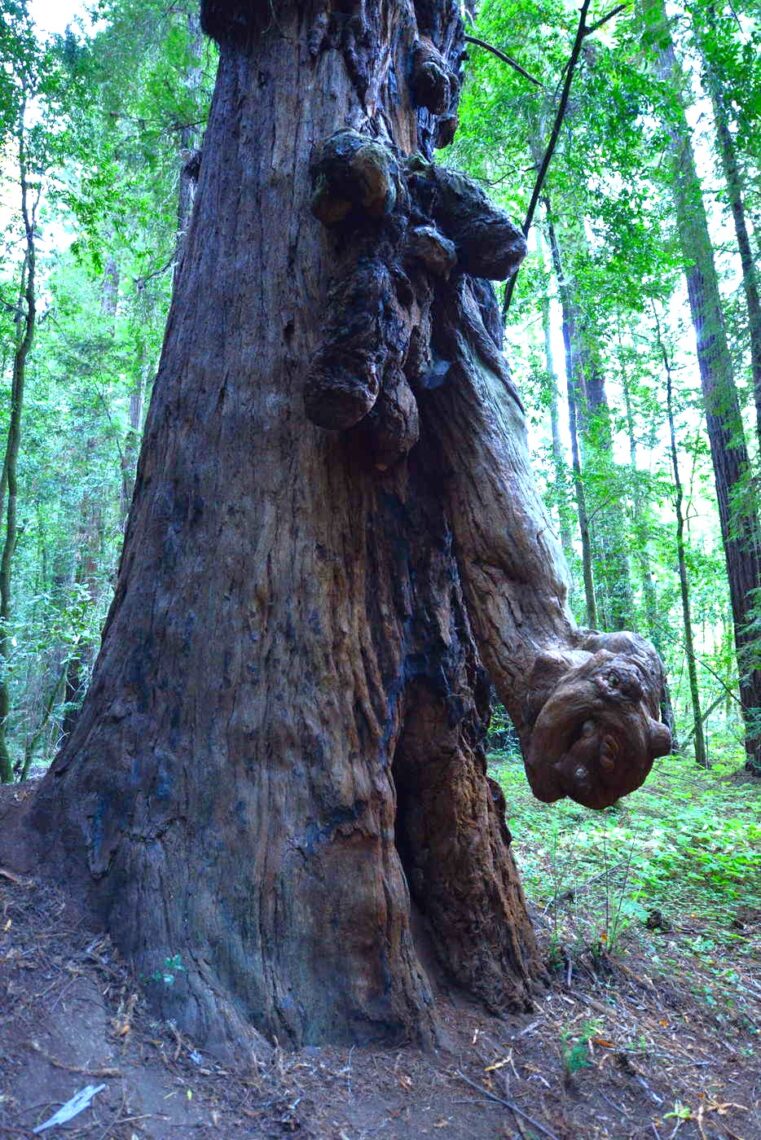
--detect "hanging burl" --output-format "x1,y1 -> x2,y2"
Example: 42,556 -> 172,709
310,130 -> 398,226
406,158 -> 527,279
304,257 -> 404,431
411,38 -> 453,115
524,632 -> 671,809
404,225 -> 457,278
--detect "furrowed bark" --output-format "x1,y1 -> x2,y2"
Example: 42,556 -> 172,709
5,0 -> 670,1055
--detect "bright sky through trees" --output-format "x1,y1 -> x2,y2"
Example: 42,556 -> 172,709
29,0 -> 89,35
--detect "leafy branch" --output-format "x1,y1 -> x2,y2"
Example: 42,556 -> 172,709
502,0 -> 630,318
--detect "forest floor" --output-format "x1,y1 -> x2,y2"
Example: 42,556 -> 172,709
0,754 -> 759,1140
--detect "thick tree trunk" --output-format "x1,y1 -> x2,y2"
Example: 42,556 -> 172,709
700,33 -> 761,449
648,0 -> 761,773
8,0 -> 669,1052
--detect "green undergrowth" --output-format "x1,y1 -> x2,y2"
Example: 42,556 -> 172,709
489,749 -> 761,1023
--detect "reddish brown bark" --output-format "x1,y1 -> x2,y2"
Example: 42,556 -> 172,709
4,0 -> 669,1051
648,0 -> 761,772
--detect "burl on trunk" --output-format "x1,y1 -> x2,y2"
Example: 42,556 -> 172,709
12,0 -> 669,1052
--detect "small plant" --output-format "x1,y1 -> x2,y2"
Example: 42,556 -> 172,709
147,954 -> 186,986
664,1101 -> 693,1127
562,1019 -> 600,1076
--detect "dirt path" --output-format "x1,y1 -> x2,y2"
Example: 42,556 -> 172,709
1,872 -> 758,1139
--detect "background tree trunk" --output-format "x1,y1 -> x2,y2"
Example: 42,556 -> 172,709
0,112 -> 38,784
537,234 -> 575,567
545,203 -> 597,626
698,18 -> 761,450
660,324 -> 707,767
647,0 -> 761,773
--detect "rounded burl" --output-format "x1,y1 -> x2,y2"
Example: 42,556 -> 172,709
526,634 -> 671,809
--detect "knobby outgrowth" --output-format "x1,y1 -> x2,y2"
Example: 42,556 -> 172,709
304,126 -> 671,811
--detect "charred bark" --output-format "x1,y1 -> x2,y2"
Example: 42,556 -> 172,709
7,0 -> 669,1052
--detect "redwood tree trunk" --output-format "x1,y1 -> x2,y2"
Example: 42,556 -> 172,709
699,26 -> 761,449
648,0 -> 761,772
11,0 -> 669,1051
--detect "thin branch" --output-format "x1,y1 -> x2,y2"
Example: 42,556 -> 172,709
463,35 -> 544,88
134,256 -> 174,290
552,2 -> 629,98
454,1071 -> 561,1140
584,2 -> 629,36
545,860 -> 626,908
502,0 -> 593,318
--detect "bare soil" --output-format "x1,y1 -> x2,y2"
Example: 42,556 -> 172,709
1,862 -> 758,1140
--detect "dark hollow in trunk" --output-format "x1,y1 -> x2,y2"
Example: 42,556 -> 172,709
8,0 -> 669,1052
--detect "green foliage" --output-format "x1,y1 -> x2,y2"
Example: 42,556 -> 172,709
455,0 -> 761,744
0,0 -> 216,777
562,1019 -> 600,1075
490,750 -> 761,1010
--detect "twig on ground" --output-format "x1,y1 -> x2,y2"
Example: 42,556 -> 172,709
454,1069 -> 560,1140
29,1041 -> 121,1079
0,867 -> 31,887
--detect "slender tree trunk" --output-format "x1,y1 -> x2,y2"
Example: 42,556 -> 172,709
6,0 -> 668,1051
582,358 -> 634,631
621,357 -> 677,741
549,209 -> 632,630
0,117 -> 37,784
545,205 -> 597,626
61,447 -> 104,741
120,358 -> 145,526
176,11 -> 205,269
621,363 -> 658,636
659,326 -> 707,767
62,257 -> 119,737
647,0 -> 761,772
538,234 -> 574,564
